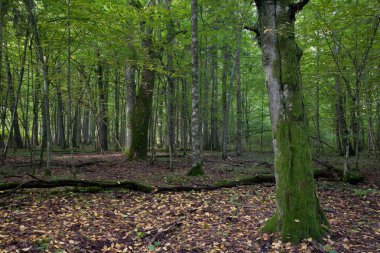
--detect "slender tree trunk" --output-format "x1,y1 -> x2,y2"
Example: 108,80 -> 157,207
5,47 -> 24,149
32,72 -> 40,147
255,0 -> 328,242
2,31 -> 29,161
82,108 -> 89,145
236,35 -> 243,156
114,69 -> 120,150
314,40 -> 322,156
221,46 -> 229,153
222,32 -> 241,159
24,0 -> 52,176
376,94 -> 380,151
188,0 -> 203,175
335,70 -> 352,156
125,62 -> 136,151
72,104 -> 80,147
55,82 -> 65,148
209,46 -> 220,151
181,79 -> 188,153
202,44 -> 210,150
0,0 -> 4,150
165,0 -> 175,168
67,0 -> 73,153
97,56 -> 108,151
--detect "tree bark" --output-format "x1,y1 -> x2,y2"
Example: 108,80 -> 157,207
222,32 -> 241,159
125,62 -> 136,151
181,79 -> 189,153
5,45 -> 24,149
97,57 -> 108,151
55,82 -> 65,148
165,0 -> 176,168
209,46 -> 220,151
82,108 -> 89,145
114,70 -> 120,149
236,40 -> 243,156
255,0 -> 328,242
128,1 -> 157,160
24,0 -> 52,176
188,0 -> 203,176
202,44 -> 210,150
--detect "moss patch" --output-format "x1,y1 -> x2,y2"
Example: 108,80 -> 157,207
187,164 -> 205,176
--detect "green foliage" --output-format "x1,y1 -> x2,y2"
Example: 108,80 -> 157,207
147,241 -> 160,251
32,236 -> 52,251
353,188 -> 378,196
187,164 -> 205,176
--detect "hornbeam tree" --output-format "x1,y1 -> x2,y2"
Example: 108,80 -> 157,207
252,0 -> 329,242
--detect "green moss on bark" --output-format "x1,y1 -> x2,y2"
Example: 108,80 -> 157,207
265,121 -> 329,243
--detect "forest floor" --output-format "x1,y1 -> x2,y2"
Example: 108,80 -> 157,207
0,151 -> 379,252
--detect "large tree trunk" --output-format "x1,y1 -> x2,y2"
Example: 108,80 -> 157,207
128,65 -> 155,159
127,0 -> 158,160
254,0 -> 328,242
187,0 -> 203,176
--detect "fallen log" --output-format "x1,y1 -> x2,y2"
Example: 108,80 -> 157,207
155,174 -> 275,193
312,158 -> 364,183
0,165 -> 363,196
0,179 -> 154,193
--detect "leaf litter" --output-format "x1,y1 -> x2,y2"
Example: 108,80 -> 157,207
0,184 -> 379,252
0,152 -> 379,252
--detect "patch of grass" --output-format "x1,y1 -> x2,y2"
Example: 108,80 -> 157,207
187,164 -> 205,176
33,237 -> 52,251
353,188 -> 378,196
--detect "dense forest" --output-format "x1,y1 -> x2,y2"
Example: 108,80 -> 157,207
0,0 -> 379,252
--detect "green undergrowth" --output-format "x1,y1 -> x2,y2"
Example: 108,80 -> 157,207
187,164 -> 205,176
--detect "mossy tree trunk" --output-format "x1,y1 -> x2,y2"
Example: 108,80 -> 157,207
128,0 -> 157,160
128,64 -> 155,160
254,0 -> 328,242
